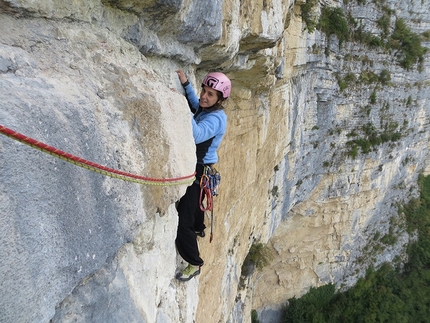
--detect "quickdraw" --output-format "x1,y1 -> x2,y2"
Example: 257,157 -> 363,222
199,165 -> 221,243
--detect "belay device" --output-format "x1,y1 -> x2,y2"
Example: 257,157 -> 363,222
199,165 -> 221,243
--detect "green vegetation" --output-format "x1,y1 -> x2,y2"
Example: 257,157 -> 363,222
369,90 -> 377,104
284,174 -> 430,322
271,185 -> 279,198
337,68 -> 390,92
376,13 -> 391,38
390,18 -> 427,70
337,72 -> 356,91
240,242 -> 272,290
353,14 -> 426,71
354,28 -> 384,48
318,7 -> 350,46
359,70 -> 379,84
422,30 -> 430,41
241,242 -> 273,277
284,284 -> 336,322
346,122 -> 401,158
300,0 -> 319,32
380,223 -> 398,246
310,2 -> 427,72
406,95 -> 413,107
248,243 -> 273,270
251,310 -> 260,323
379,69 -> 391,85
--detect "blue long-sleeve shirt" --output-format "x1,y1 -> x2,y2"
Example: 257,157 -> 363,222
182,82 -> 227,165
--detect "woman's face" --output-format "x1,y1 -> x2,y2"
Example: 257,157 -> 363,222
200,85 -> 220,108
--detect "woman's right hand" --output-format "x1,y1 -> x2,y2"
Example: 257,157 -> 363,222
176,70 -> 188,84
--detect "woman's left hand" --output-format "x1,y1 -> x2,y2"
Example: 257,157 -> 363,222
176,70 -> 188,84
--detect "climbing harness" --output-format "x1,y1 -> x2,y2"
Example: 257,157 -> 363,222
0,124 -> 196,186
199,165 -> 221,243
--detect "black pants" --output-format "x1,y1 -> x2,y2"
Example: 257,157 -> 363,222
175,164 -> 207,266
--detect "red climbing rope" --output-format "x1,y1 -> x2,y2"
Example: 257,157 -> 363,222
198,166 -> 221,243
0,124 -> 196,186
199,174 -> 214,212
199,178 -> 215,243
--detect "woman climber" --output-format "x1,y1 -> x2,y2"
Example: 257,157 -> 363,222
174,70 -> 231,282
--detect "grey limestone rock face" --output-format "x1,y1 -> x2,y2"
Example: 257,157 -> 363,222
0,7 -> 195,323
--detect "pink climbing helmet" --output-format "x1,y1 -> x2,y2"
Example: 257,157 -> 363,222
202,72 -> 231,99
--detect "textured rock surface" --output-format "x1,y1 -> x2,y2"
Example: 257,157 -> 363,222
0,0 -> 429,322
0,9 -> 196,323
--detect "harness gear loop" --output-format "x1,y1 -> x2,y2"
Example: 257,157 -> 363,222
199,165 -> 221,243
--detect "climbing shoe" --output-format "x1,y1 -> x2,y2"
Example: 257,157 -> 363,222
176,264 -> 201,282
195,230 -> 205,238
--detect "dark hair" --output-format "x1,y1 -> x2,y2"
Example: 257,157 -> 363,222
215,90 -> 224,101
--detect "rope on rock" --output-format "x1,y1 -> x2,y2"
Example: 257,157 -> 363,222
0,124 -> 195,186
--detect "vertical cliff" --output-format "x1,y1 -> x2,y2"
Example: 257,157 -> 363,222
0,0 -> 429,323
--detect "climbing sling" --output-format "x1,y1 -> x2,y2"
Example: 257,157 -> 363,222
199,165 -> 221,243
